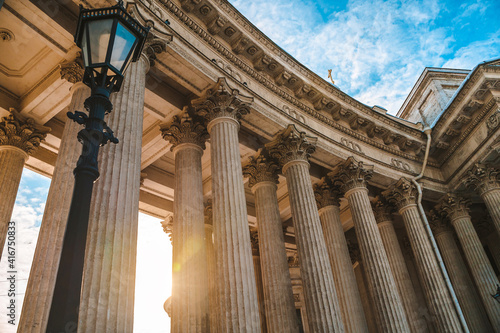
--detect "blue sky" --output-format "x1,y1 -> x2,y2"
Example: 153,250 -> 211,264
229,0 -> 500,113
1,0 -> 498,331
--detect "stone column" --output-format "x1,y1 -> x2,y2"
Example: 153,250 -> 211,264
266,124 -> 345,333
429,211 -> 492,333
0,110 -> 49,258
353,261 -> 378,333
476,218 -> 500,272
463,163 -> 500,237
313,178 -> 368,332
204,202 -> 217,332
437,194 -> 500,330
18,59 -> 88,333
384,178 -> 463,332
78,37 -> 168,332
329,157 -> 409,332
250,230 -> 268,333
243,152 -> 300,332
161,110 -> 210,332
372,198 -> 427,333
193,78 -> 260,332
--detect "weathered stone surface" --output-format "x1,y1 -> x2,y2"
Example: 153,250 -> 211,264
330,157 -> 409,332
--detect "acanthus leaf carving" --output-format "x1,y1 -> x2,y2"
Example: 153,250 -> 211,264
313,177 -> 341,209
0,109 -> 50,154
160,107 -> 209,150
242,149 -> 280,188
435,193 -> 471,222
265,124 -> 317,167
328,156 -> 374,194
462,163 -> 500,196
383,177 -> 418,211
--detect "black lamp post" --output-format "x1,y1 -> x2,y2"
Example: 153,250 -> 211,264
46,2 -> 148,332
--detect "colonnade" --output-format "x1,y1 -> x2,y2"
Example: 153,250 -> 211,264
3,68 -> 500,332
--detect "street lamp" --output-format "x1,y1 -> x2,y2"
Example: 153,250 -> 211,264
46,2 -> 148,332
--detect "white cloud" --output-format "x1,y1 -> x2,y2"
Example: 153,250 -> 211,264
229,0 -> 499,115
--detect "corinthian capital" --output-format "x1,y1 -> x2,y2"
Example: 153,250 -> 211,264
383,177 -> 418,212
328,156 -> 373,194
313,177 -> 340,209
242,149 -> 279,188
160,108 -> 209,150
161,214 -> 173,244
371,197 -> 394,224
265,124 -> 317,167
60,56 -> 84,83
250,228 -> 259,256
428,209 -> 452,236
0,109 -> 50,154
143,34 -> 170,67
192,77 -> 253,124
463,163 -> 500,195
436,193 -> 471,222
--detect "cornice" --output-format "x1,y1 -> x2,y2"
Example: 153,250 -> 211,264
153,0 -> 427,161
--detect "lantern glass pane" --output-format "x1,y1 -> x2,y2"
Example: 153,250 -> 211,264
110,22 -> 137,72
81,27 -> 89,67
88,18 -> 113,65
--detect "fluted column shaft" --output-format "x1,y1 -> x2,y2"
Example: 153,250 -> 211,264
252,252 -> 267,333
399,205 -> 463,332
204,223 -> 217,332
18,82 -> 90,333
319,204 -> 368,332
0,146 -> 27,252
434,229 -> 492,333
171,143 -> 209,332
208,117 -> 260,332
450,214 -> 500,330
345,187 -> 409,332
377,220 -> 427,333
284,160 -> 345,332
482,189 -> 500,237
252,181 -> 299,332
354,262 -> 378,333
78,57 -> 148,332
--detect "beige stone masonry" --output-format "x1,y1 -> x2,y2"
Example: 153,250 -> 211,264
313,178 -> 369,333
384,178 -> 463,332
193,78 -> 260,332
266,124 -> 345,333
0,110 -> 49,259
243,152 -> 299,332
463,163 -> 500,238
429,211 -> 492,333
437,194 -> 500,331
161,110 -> 210,333
372,198 -> 427,333
330,157 -> 409,332
18,62 -> 89,332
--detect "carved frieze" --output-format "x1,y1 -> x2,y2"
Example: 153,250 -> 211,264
207,15 -> 227,35
340,137 -> 363,154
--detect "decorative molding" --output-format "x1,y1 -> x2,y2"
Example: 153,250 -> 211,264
372,197 -> 394,224
242,149 -> 280,188
383,177 -> 418,211
265,124 -> 317,167
428,209 -> 451,236
160,107 -> 209,150
0,28 -> 15,42
0,109 -> 50,154
462,163 -> 500,196
436,193 -> 471,222
328,156 -> 374,194
313,177 -> 340,209
60,56 -> 84,84
340,137 -> 363,154
192,77 -> 253,123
